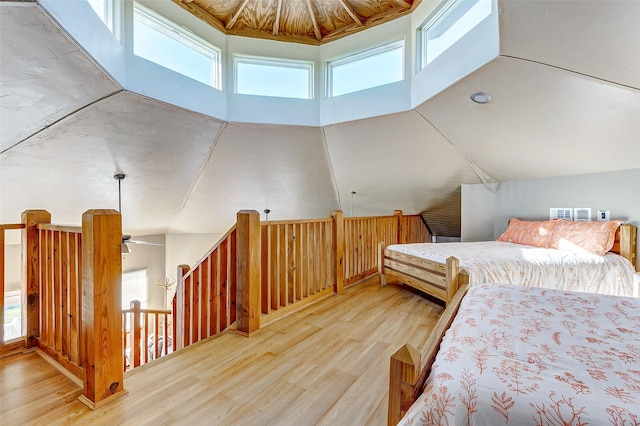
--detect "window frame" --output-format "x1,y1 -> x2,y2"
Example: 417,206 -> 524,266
326,39 -> 405,98
418,0 -> 492,71
87,0 -> 114,32
233,55 -> 315,100
133,2 -> 222,90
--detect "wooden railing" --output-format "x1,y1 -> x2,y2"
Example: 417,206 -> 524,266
1,223 -> 26,355
344,211 -> 429,286
2,209 -> 126,409
400,215 -> 430,245
344,214 -> 398,285
173,209 -> 430,350
122,301 -> 172,370
36,223 -> 84,379
261,217 -> 335,320
173,225 -> 237,351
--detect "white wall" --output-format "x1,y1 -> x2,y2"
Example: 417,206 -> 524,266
165,232 -> 222,278
461,184 -> 496,241
462,168 -> 640,269
3,241 -> 21,293
164,232 -> 221,307
121,234 -> 166,309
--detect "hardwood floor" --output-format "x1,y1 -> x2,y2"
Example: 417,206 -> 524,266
0,277 -> 443,425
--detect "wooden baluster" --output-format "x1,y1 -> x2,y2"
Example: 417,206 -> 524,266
144,310 -> 150,364
131,300 -> 141,368
79,209 -> 125,409
201,258 -> 209,341
61,231 -> 69,357
394,210 -> 403,244
164,313 -> 169,355
330,211 -> 344,294
219,240 -> 229,329
174,264 -> 189,351
236,210 -> 260,336
22,210 -> 51,349
183,275 -> 192,347
154,313 -> 160,360
229,230 -> 237,325
192,266 -> 200,344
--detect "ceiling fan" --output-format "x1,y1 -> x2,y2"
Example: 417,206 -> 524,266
114,172 -> 163,254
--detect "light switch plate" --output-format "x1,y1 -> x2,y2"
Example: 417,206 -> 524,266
597,210 -> 611,221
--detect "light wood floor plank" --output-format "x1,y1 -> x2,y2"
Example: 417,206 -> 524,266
0,277 -> 443,425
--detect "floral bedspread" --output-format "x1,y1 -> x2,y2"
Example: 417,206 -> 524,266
399,284 -> 640,426
386,241 -> 636,296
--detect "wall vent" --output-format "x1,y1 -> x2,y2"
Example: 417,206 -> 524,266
549,208 -> 573,221
574,208 -> 592,222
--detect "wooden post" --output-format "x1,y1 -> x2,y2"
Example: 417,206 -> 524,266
236,210 -> 260,336
378,242 -> 387,287
174,264 -> 190,351
393,210 -> 403,244
79,209 -> 125,409
21,210 -> 51,348
330,210 -> 344,294
445,256 -> 460,303
619,223 -> 637,270
130,300 -> 141,368
388,344 -> 421,426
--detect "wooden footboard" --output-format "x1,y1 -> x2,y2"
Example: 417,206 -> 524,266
378,243 -> 468,305
387,284 -> 469,425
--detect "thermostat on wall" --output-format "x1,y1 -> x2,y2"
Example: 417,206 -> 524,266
597,210 -> 611,221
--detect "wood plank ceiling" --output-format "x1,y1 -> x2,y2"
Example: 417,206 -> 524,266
173,0 -> 418,44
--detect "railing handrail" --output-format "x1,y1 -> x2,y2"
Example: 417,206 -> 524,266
344,214 -> 396,221
262,217 -> 332,225
37,223 -> 82,233
0,223 -> 26,230
122,307 -> 172,315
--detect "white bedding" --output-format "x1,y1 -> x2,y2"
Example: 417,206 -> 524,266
386,241 -> 636,296
400,284 -> 640,425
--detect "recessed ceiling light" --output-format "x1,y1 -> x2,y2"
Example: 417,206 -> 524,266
470,92 -> 492,104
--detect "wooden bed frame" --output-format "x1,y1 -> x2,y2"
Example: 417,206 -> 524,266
379,223 -> 637,306
386,223 -> 638,425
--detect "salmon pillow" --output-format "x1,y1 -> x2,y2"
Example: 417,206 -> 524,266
548,220 -> 624,255
497,218 -> 556,247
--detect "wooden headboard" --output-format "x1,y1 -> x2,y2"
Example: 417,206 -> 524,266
612,223 -> 637,270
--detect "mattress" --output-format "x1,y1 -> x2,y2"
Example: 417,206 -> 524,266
399,284 -> 640,425
386,241 -> 636,296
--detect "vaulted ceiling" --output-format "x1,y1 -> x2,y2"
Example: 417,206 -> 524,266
172,0 -> 418,44
1,1 -> 639,242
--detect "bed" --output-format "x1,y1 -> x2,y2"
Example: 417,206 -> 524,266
379,220 -> 637,304
390,283 -> 640,425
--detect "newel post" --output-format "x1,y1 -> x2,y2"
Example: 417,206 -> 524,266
330,210 -> 344,294
393,210 -> 403,244
388,344 -> 421,426
236,210 -> 260,336
79,209 -> 126,409
21,209 -> 51,348
174,264 -> 190,350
